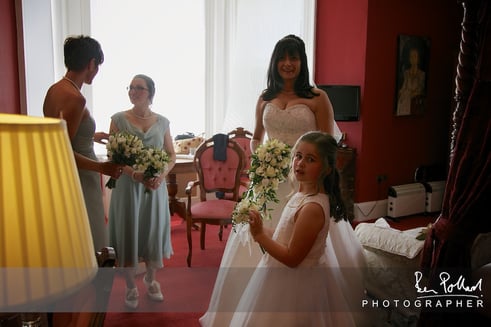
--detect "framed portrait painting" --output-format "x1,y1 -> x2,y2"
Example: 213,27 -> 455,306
395,35 -> 431,116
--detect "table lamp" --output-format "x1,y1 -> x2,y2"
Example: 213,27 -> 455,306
0,114 -> 98,321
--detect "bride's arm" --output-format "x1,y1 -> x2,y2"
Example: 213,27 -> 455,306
251,96 -> 267,152
313,87 -> 335,136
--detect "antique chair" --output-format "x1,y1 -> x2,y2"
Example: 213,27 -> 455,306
224,127 -> 253,201
227,127 -> 253,179
185,135 -> 245,267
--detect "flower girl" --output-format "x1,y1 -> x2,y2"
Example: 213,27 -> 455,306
229,131 -> 368,326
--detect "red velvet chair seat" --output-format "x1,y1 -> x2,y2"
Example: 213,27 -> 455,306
190,200 -> 238,219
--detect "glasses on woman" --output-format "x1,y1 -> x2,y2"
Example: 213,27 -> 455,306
127,85 -> 148,92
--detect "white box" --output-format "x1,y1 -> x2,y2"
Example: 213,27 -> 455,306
387,183 -> 426,218
424,180 -> 446,213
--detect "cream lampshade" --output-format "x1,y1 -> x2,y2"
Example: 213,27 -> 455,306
0,114 -> 97,311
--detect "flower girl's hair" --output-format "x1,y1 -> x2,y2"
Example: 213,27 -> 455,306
292,131 -> 347,222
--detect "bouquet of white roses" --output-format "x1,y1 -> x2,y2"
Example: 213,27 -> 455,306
134,146 -> 171,193
105,132 -> 144,189
231,198 -> 260,231
243,138 -> 291,219
231,139 -> 290,246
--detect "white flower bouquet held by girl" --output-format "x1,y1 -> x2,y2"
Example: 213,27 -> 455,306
246,138 -> 291,217
231,138 -> 291,253
134,146 -> 171,193
232,198 -> 260,229
105,132 -> 144,189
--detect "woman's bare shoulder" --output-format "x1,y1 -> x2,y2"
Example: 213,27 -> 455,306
44,82 -> 85,116
306,87 -> 330,110
312,86 -> 328,98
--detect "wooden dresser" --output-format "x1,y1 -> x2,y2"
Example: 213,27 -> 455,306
336,146 -> 356,221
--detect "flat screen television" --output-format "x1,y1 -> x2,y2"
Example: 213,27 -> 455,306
317,85 -> 361,121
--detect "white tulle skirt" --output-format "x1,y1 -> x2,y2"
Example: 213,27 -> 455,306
199,184 -> 371,327
199,182 -> 292,326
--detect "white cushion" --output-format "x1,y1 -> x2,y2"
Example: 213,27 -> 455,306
354,218 -> 425,259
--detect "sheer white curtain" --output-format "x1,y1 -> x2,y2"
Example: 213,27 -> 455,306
91,0 -> 315,137
90,0 -> 205,138
20,0 -> 315,138
206,0 -> 316,134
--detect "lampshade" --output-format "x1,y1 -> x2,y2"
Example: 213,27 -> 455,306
0,114 -> 97,311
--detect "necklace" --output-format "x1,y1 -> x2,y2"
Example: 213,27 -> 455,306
63,76 -> 80,91
130,109 -> 154,120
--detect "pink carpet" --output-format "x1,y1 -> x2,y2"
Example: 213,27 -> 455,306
104,214 -> 438,326
103,215 -> 231,326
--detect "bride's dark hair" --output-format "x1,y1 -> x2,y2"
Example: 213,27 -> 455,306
262,35 -> 319,101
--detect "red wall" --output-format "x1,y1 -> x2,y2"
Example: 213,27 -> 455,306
315,0 -> 461,202
315,0 -> 367,154
0,0 -> 21,114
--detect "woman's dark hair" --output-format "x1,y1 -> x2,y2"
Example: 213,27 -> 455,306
294,131 -> 347,222
134,74 -> 156,103
262,35 -> 319,101
64,35 -> 104,71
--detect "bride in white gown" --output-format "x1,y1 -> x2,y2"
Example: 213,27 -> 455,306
200,35 -> 365,326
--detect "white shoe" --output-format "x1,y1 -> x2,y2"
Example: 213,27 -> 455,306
143,277 -> 164,302
125,287 -> 139,309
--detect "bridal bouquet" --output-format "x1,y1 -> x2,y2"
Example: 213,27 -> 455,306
105,132 -> 144,189
231,139 -> 291,254
134,146 -> 171,193
232,138 -> 291,229
231,198 -> 260,227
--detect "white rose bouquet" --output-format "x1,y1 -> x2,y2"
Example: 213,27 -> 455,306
232,198 -> 260,228
231,139 -> 291,253
243,138 -> 291,219
134,146 -> 171,193
105,132 -> 144,189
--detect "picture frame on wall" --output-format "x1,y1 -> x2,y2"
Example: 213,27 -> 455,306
395,34 -> 431,116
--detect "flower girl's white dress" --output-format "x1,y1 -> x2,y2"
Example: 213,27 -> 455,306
199,103 -> 316,326
230,193 -> 358,326
199,103 -> 359,326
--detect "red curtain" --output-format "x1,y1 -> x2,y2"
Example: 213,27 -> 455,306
418,0 -> 491,325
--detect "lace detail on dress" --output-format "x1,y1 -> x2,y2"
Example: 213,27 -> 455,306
263,103 -> 317,146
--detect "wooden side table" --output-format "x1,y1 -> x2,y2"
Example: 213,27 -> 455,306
166,158 -> 196,219
336,146 -> 356,221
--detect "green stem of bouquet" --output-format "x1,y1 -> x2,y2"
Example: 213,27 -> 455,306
258,206 -> 268,254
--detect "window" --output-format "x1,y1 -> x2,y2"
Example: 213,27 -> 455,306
90,0 -> 205,136
20,0 -> 315,139
210,0 -> 316,134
